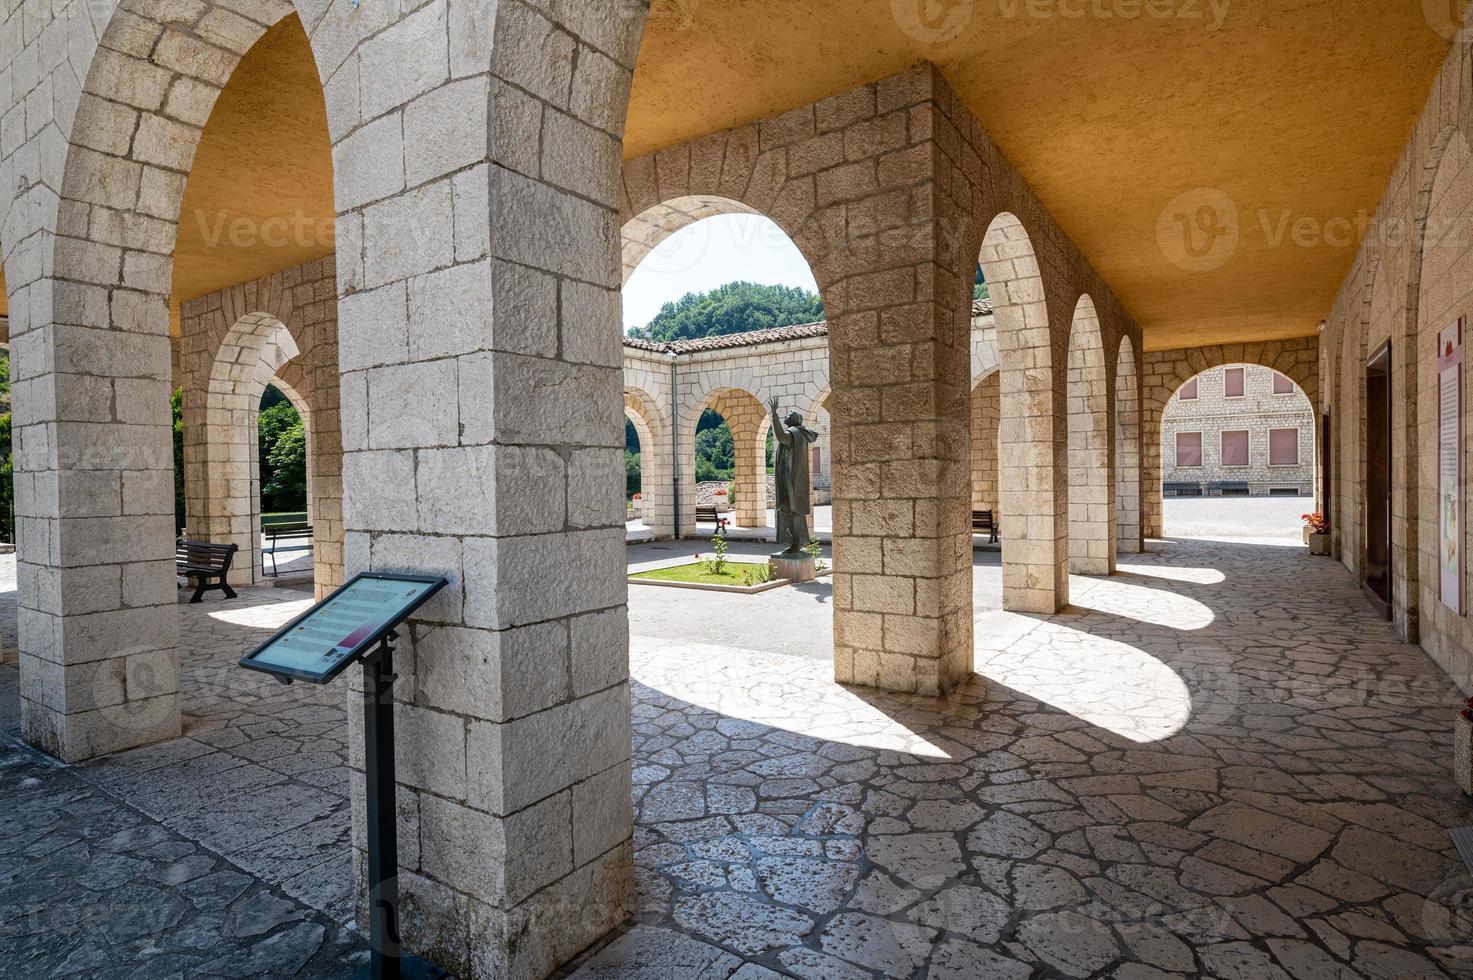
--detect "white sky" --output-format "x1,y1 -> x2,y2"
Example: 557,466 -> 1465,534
621,214 -> 819,332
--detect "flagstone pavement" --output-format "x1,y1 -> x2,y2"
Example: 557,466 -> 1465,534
2,538 -> 1473,978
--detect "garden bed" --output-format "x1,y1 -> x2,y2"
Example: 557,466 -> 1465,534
628,560 -> 832,594
629,561 -> 787,594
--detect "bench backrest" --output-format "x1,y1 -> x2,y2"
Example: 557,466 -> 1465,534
971,509 -> 995,528
266,525 -> 314,539
176,540 -> 239,571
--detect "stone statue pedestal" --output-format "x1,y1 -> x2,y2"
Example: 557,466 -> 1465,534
769,554 -> 818,583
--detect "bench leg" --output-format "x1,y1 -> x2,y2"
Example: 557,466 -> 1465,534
220,579 -> 238,600
190,578 -> 207,604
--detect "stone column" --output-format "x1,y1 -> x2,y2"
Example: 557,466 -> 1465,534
971,373 -> 1001,513
731,415 -> 768,529
829,69 -> 974,696
1115,342 -> 1143,554
333,4 -> 634,976
1066,304 -> 1113,575
12,262 -> 181,762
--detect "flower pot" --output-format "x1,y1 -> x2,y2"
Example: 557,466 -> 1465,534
1307,532 -> 1330,555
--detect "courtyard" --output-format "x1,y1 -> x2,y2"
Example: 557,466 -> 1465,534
5,3 -> 1473,977
4,519 -> 1472,977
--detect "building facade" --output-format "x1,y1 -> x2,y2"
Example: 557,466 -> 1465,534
1160,364 -> 1316,495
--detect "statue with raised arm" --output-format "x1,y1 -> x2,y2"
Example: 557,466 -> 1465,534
769,396 -> 820,558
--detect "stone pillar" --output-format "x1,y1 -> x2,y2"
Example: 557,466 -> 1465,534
1116,341 -> 1143,554
624,395 -> 674,538
1066,301 -> 1113,575
12,263 -> 181,762
731,415 -> 768,529
334,4 -> 635,976
829,69 -> 974,696
971,373 -> 1001,513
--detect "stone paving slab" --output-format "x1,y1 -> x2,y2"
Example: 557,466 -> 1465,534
5,541 -> 1473,977
571,537 -> 1473,980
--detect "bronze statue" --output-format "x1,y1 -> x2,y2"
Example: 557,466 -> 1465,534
769,397 -> 820,558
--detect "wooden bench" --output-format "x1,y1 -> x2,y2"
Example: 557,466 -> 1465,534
1208,480 -> 1251,497
263,524 -> 314,576
694,504 -> 729,531
971,509 -> 999,543
176,540 -> 239,603
1163,481 -> 1203,497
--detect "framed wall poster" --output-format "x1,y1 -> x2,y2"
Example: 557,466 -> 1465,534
1439,319 -> 1464,614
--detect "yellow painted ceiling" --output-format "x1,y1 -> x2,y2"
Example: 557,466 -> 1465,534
0,5 -> 1461,353
628,1 -> 1460,349
170,15 -> 334,330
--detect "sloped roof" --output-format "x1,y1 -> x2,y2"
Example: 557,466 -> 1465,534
623,297 -> 992,354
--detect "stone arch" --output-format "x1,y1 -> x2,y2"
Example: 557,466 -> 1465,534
1115,335 -> 1142,555
1141,339 -> 1321,539
187,313 -> 299,585
1067,294 -> 1113,575
10,0 -> 334,762
621,196 -> 763,283
681,385 -> 769,534
977,212 -> 1066,613
625,385 -> 674,537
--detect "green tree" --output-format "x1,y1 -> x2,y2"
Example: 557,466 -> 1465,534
263,424 -> 307,511
628,281 -> 822,342
695,415 -> 734,482
258,389 -> 307,514
973,264 -> 989,301
625,449 -> 641,498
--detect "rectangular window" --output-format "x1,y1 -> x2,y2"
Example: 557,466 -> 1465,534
1224,367 -> 1245,398
1269,427 -> 1300,466
811,446 -> 822,474
1272,372 -> 1295,395
1221,430 -> 1250,467
1178,378 -> 1198,401
1175,432 -> 1202,467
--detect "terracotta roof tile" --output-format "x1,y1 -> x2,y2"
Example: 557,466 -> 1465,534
623,298 -> 992,355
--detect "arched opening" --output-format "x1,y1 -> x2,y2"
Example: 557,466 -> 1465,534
255,379 -> 312,576
682,387 -> 770,535
624,387 -> 673,538
17,2 -> 334,762
1115,336 -> 1142,554
186,312 -> 299,585
1158,364 -> 1317,539
976,213 -> 1066,613
1067,295 -> 1113,575
620,197 -> 828,546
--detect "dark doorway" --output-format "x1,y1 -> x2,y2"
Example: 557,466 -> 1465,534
1363,344 -> 1392,618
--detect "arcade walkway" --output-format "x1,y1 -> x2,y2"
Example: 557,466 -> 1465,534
2,538 -> 1471,977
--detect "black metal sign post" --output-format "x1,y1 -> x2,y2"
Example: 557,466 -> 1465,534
237,573 -> 450,980
363,634 -> 400,978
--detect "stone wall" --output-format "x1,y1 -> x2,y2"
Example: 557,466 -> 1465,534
1160,364 -> 1316,495
1320,28 -> 1473,689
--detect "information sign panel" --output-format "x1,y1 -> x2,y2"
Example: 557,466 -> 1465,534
1440,320 -> 1464,615
240,573 -> 447,683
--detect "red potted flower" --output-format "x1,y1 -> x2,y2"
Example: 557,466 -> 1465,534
1301,512 -> 1330,555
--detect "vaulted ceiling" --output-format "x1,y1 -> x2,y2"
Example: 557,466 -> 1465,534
0,4 -> 1462,352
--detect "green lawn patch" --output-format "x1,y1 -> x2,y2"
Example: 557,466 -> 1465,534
630,561 -> 771,586
263,511 -> 309,528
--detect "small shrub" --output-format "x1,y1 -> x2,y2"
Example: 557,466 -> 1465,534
701,528 -> 729,576
804,536 -> 828,572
